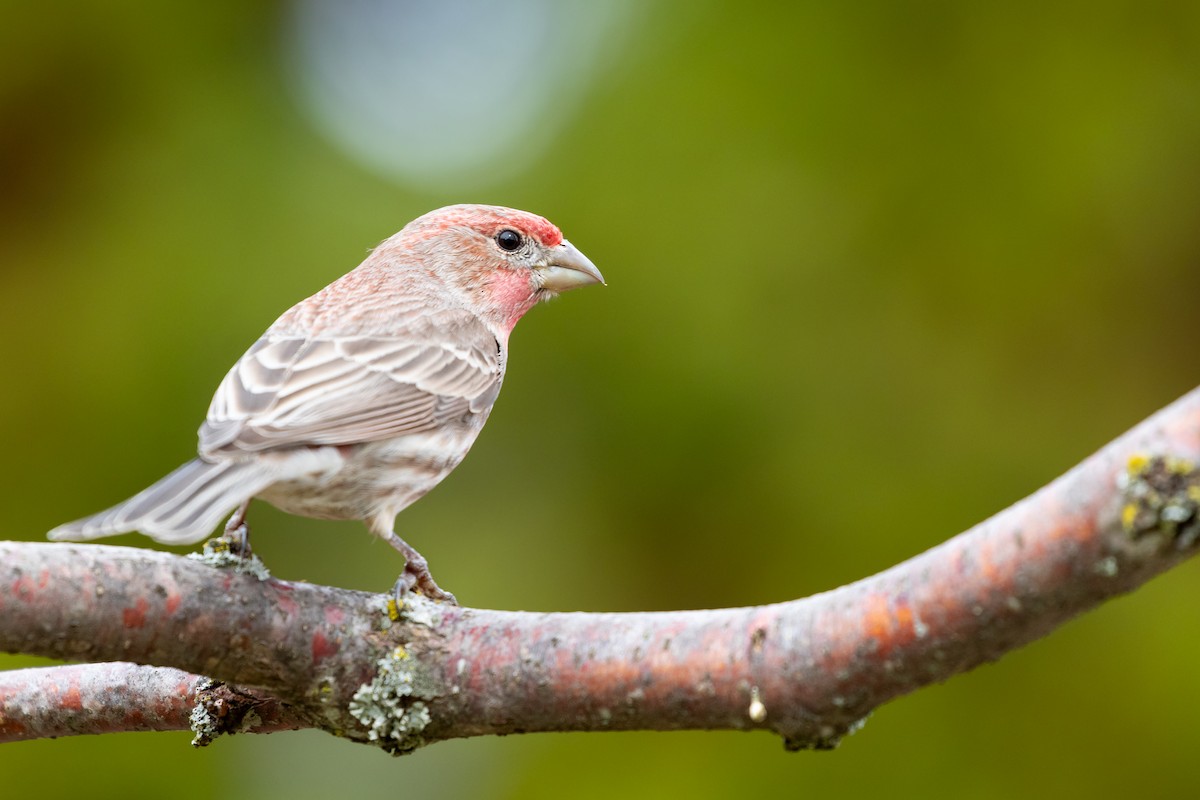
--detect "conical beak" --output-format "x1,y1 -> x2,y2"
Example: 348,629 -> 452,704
537,239 -> 605,292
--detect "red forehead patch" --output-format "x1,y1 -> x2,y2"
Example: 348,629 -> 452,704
411,204 -> 563,246
518,213 -> 563,247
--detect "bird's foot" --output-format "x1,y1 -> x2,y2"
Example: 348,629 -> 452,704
388,550 -> 457,606
200,523 -> 251,559
219,520 -> 253,558
391,563 -> 458,606
192,515 -> 271,580
376,527 -> 458,605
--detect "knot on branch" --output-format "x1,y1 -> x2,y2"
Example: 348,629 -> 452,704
190,679 -> 288,747
1120,455 -> 1200,548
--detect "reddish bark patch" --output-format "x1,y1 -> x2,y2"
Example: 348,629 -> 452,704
274,586 -> 300,618
11,576 -> 36,602
862,593 -> 917,654
311,631 -> 339,663
164,591 -> 181,616
61,683 -> 83,711
0,717 -> 26,737
122,597 -> 149,628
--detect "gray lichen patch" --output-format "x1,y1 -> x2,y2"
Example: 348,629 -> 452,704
394,594 -> 444,628
348,646 -> 440,754
187,538 -> 272,580
189,699 -> 220,747
1119,455 -> 1200,548
189,678 -> 225,747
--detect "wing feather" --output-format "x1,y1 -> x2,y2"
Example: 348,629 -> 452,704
199,316 -> 502,456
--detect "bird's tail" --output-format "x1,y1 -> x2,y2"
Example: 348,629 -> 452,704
48,458 -> 275,546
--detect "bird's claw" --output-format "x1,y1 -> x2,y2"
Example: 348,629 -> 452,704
391,564 -> 457,606
195,518 -> 270,580
220,521 -> 252,558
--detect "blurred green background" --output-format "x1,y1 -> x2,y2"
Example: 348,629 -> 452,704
4,1 -> 1200,797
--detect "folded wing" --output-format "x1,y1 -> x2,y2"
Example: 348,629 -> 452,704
200,317 -> 502,456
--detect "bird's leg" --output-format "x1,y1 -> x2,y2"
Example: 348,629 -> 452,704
220,501 -> 252,557
376,527 -> 457,605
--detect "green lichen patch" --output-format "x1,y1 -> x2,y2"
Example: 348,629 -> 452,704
1119,455 -> 1200,548
348,646 -> 440,754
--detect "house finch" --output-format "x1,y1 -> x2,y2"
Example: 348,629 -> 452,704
48,204 -> 604,603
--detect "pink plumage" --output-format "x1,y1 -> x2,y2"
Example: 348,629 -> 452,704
48,204 -> 604,602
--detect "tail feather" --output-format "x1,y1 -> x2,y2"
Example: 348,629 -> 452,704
48,458 -> 276,545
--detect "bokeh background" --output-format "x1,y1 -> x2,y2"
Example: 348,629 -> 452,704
3,1 -> 1200,797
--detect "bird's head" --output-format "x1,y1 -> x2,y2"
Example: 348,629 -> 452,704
396,204 -> 605,334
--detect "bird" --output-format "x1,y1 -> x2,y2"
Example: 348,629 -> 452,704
48,204 -> 604,603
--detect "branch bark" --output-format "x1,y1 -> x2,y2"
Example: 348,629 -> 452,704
0,663 -> 303,743
3,387 -> 1200,752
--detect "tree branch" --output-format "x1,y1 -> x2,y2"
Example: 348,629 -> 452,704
0,663 -> 303,744
3,387 -> 1199,752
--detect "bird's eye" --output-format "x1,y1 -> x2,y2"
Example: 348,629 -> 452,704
496,229 -> 523,252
